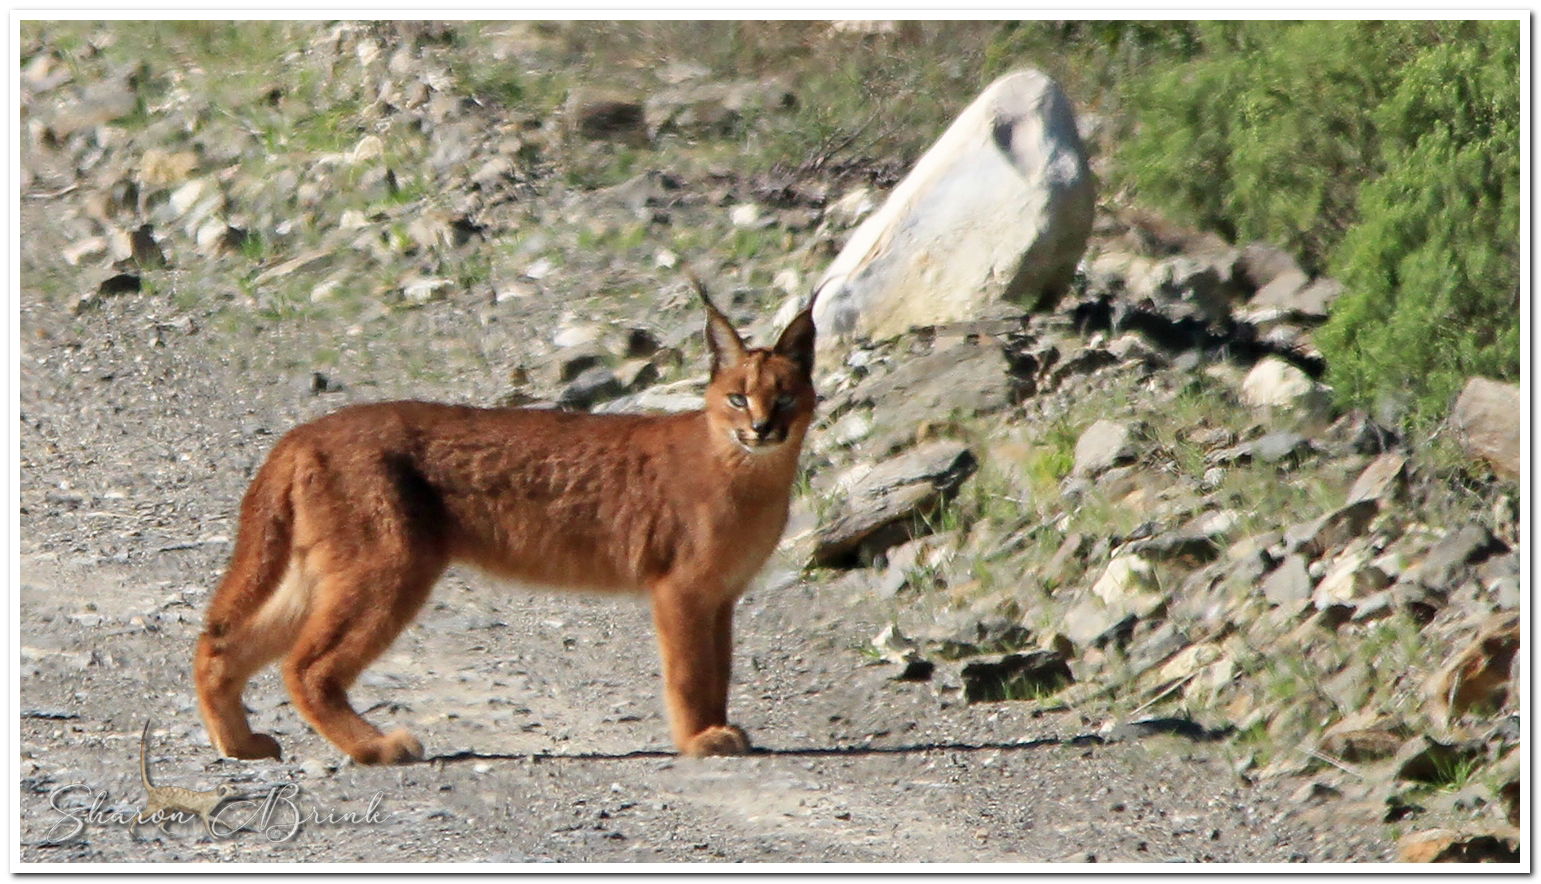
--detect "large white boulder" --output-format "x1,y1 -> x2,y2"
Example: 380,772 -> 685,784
813,69 -> 1094,346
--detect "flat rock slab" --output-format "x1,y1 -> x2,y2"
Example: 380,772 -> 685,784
1283,499 -> 1379,559
1073,419 -> 1139,477
812,441 -> 977,567
827,340 -> 1026,451
1346,452 -> 1407,504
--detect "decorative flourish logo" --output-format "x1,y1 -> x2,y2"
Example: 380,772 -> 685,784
37,721 -> 389,845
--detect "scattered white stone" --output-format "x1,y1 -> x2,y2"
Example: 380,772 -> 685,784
169,177 -> 218,220
402,277 -> 453,304
494,280 -> 534,303
830,411 -> 873,447
729,203 -> 762,228
62,237 -> 108,266
524,257 -> 554,280
1091,555 -> 1162,617
1240,356 -> 1331,413
773,268 -> 803,297
310,280 -> 342,303
828,187 -> 876,226
552,323 -> 602,349
1158,642 -> 1222,682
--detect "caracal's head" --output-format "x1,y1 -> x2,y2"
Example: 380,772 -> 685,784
697,285 -> 817,457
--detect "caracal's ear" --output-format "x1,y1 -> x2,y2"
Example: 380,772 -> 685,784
686,267 -> 746,375
772,307 -> 816,380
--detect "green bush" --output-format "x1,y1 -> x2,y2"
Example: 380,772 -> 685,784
1320,22 -> 1521,426
1117,20 -> 1520,430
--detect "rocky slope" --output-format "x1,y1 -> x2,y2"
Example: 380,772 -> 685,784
19,22 -> 1519,864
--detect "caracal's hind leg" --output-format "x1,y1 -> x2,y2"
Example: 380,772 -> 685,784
651,581 -> 749,757
282,552 -> 444,765
196,562 -> 314,761
196,600 -> 298,760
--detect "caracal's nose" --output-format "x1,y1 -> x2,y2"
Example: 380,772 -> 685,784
751,420 -> 772,439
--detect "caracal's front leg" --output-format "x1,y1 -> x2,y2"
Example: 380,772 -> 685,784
650,579 -> 749,757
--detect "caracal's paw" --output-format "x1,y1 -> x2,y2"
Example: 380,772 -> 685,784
225,732 -> 283,761
350,728 -> 424,765
683,724 -> 752,757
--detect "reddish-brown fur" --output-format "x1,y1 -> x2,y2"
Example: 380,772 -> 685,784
194,285 -> 817,764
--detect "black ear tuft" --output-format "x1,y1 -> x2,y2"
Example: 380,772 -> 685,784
686,267 -> 747,375
773,307 -> 816,378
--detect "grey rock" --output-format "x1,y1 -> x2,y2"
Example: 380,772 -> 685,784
594,378 -> 706,415
1312,550 -> 1390,609
1322,409 -> 1396,455
1063,600 -> 1137,651
1240,357 -> 1330,415
1448,377 -> 1520,478
1208,432 -> 1315,468
1090,555 -> 1165,620
1412,524 -> 1507,590
1250,269 -> 1310,311
1282,500 -> 1379,559
1073,419 -> 1139,477
1487,577 -> 1520,610
1236,241 -> 1303,291
1123,621 -> 1191,675
585,171 -> 675,216
1042,532 -> 1090,588
252,249 -> 333,287
1319,728 -> 1402,763
830,339 -> 1024,428
1290,781 -> 1344,805
1127,532 -> 1220,567
930,617 -> 1034,661
612,359 -> 659,392
558,366 -> 623,410
644,79 -> 793,138
1251,432 -> 1312,464
1346,453 -> 1407,505
812,441 -> 977,567
1261,555 -> 1313,607
1476,551 -> 1520,585
1047,347 -> 1118,389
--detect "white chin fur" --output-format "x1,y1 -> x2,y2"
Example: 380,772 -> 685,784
732,433 -> 779,454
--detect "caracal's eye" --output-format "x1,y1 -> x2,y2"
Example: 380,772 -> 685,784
775,393 -> 794,409
727,393 -> 748,409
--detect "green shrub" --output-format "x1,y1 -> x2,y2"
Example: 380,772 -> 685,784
1119,21 -> 1440,265
1117,20 -> 1520,430
1320,22 -> 1521,426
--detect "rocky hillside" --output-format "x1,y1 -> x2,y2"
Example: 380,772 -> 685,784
20,22 -> 1519,863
